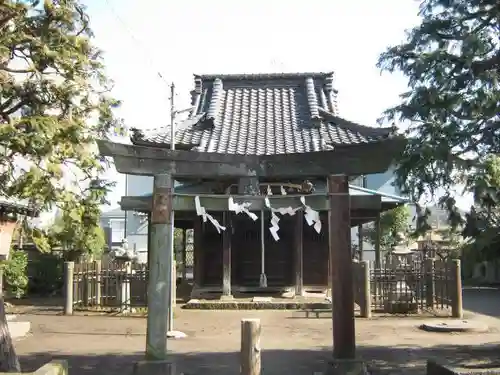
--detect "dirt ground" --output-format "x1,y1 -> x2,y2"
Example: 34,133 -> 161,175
11,288 -> 500,375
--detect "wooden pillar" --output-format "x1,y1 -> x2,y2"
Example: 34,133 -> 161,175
94,260 -> 102,307
147,213 -> 152,272
328,175 -> 355,359
241,319 -> 261,375
221,212 -> 233,298
63,261 -> 74,316
145,173 -> 173,360
238,177 -> 261,287
360,260 -> 371,318
193,218 -> 203,288
451,259 -> 463,318
182,229 -> 187,280
294,211 -> 304,296
374,213 -> 381,268
357,224 -> 364,261
358,175 -> 367,262
424,258 -> 435,307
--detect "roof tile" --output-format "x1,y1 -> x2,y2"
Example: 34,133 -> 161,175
132,72 -> 393,155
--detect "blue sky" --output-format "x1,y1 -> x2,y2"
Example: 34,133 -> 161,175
84,0 -> 473,211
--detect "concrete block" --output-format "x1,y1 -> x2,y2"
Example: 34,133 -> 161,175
7,320 -> 31,340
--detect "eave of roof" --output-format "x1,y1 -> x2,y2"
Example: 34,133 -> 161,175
0,197 -> 39,217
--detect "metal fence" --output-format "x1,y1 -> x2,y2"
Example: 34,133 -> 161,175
368,259 -> 457,314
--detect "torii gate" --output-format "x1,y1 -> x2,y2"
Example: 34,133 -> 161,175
97,138 -> 404,364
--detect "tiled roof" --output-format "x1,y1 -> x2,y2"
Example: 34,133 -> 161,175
0,196 -> 38,216
131,72 -> 395,155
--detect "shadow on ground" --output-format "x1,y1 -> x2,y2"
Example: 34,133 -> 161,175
20,343 -> 500,375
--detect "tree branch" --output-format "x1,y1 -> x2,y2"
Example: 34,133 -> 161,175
0,65 -> 35,74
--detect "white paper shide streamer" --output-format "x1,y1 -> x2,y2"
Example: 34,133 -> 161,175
300,196 -> 322,234
228,197 -> 258,221
264,197 -> 301,241
194,196 -> 226,233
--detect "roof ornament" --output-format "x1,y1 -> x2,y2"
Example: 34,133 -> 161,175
300,180 -> 315,194
200,78 -> 223,129
305,77 -> 322,128
194,196 -> 226,233
324,72 -> 338,114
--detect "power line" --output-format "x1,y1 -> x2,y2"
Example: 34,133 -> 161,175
102,0 -> 169,83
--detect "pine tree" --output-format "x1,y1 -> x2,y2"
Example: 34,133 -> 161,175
0,1 -> 120,370
378,0 -> 500,244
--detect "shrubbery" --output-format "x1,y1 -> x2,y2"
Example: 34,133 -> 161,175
1,250 -> 29,298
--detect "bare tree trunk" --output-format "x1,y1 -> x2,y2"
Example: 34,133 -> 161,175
0,292 -> 20,372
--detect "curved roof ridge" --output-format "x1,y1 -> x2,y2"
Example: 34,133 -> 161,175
194,72 -> 335,81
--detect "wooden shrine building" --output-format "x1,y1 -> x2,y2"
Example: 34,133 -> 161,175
103,72 -> 407,299
98,71 -> 408,360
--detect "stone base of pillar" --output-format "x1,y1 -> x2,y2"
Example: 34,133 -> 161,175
294,287 -> 304,297
220,294 -> 234,301
324,359 -> 367,375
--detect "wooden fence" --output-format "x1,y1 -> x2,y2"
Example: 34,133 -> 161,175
67,258 -> 461,317
353,258 -> 462,316
73,261 -> 148,309
67,261 -> 174,311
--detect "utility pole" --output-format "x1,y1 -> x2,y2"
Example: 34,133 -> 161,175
168,83 -> 175,333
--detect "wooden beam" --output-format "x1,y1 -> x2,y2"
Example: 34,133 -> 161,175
98,138 -> 405,178
112,155 -> 260,177
98,140 -> 259,177
264,139 -> 405,177
98,140 -> 259,164
120,194 -> 382,212
328,175 -> 355,359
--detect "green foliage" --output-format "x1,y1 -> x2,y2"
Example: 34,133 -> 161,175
1,250 -> 28,298
377,0 -> 500,249
41,200 -> 106,260
27,253 -> 63,295
461,155 -> 500,259
0,1 -> 119,254
364,205 -> 411,252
